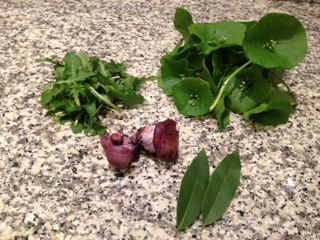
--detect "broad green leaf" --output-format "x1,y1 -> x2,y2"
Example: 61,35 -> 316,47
174,8 -> 194,43
172,78 -> 213,116
212,95 -> 230,131
159,58 -> 194,95
79,52 -> 90,68
243,13 -> 307,69
225,75 -> 257,113
240,67 -> 272,104
189,21 -> 246,55
243,100 -> 294,125
63,52 -> 82,77
202,149 -> 241,229
174,149 -> 210,237
267,67 -> 285,86
271,86 -> 297,105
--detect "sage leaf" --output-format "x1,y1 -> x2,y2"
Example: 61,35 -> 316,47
202,149 -> 241,229
174,149 -> 209,237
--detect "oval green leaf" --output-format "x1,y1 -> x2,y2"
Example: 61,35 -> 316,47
202,149 -> 241,229
175,149 -> 210,237
172,78 -> 213,116
243,13 -> 307,70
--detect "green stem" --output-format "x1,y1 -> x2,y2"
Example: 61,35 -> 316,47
88,86 -> 121,113
209,60 -> 252,112
92,103 -> 103,117
217,64 -> 231,88
268,69 -> 291,92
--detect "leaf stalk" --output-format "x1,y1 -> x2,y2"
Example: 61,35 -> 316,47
209,60 -> 252,112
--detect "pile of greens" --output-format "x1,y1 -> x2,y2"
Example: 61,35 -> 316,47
158,8 -> 307,130
37,52 -> 148,135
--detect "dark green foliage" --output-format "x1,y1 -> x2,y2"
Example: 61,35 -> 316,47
159,8 -> 306,130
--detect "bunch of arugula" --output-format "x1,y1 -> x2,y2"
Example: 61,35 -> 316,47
37,52 -> 148,135
158,8 -> 308,130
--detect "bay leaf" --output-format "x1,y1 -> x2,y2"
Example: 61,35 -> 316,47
201,149 -> 241,229
174,149 -> 210,237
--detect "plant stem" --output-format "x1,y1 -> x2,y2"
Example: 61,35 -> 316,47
217,64 -> 231,88
88,86 -> 121,113
268,69 -> 291,92
209,60 -> 252,112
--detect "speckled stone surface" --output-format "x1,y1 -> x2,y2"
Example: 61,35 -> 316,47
1,0 -> 319,239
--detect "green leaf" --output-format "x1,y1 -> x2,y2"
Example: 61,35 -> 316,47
200,55 -> 219,94
36,57 -> 64,66
243,13 -> 307,69
174,149 -> 210,237
92,125 -> 108,136
79,52 -> 90,69
63,52 -> 82,77
243,100 -> 294,125
202,149 -> 241,229
109,88 -> 144,108
212,95 -> 230,131
71,121 -> 85,134
174,8 -> 194,43
172,78 -> 213,116
225,75 -> 258,114
189,21 -> 246,55
40,86 -> 67,104
83,101 -> 97,117
271,86 -> 297,105
266,67 -> 285,86
159,58 -> 194,95
225,67 -> 272,114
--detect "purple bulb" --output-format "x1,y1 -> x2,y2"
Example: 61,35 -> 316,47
106,146 -> 134,169
101,135 -> 115,152
153,119 -> 179,162
111,130 -> 124,145
136,125 -> 156,153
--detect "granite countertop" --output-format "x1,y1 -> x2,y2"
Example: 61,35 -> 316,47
1,0 -> 319,239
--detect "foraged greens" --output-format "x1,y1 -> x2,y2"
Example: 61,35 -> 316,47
159,8 -> 308,130
174,149 -> 241,237
37,52 -> 148,135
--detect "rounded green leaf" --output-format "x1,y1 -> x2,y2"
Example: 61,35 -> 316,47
172,78 -> 213,116
189,21 -> 246,55
243,13 -> 307,69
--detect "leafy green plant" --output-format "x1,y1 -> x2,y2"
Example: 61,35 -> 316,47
159,8 -> 307,130
175,149 -> 241,237
37,52 -> 149,135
